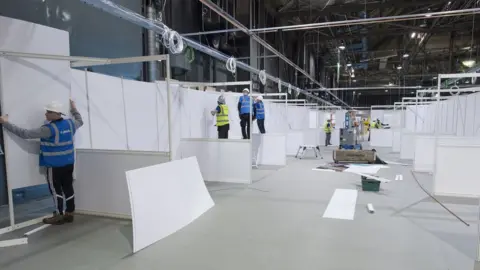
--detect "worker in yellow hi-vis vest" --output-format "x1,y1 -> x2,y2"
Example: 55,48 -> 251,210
211,95 -> 230,139
324,119 -> 333,146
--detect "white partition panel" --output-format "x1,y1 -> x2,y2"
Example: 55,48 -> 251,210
400,131 -> 416,159
75,149 -> 169,218
252,133 -> 286,166
392,129 -> 401,152
414,136 -> 480,173
123,79 -> 159,151
304,129 -> 320,145
370,129 -> 393,147
413,135 -> 436,173
0,16 -> 71,189
71,69 -> 91,149
434,143 -> 480,198
179,138 -> 251,183
87,72 -> 127,150
309,110 -> 318,128
286,131 -> 304,155
126,156 -> 214,253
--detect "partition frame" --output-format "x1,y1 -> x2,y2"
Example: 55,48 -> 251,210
175,80 -> 255,180
0,52 -> 172,244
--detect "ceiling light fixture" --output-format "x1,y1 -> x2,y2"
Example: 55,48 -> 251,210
397,66 -> 403,70
353,79 -> 357,82
410,32 -> 416,38
338,45 -> 346,50
347,63 -> 352,67
351,73 -> 355,78
403,53 -> 409,58
385,89 -> 389,92
462,59 -> 476,68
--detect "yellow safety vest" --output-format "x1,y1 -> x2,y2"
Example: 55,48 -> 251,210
216,104 -> 229,126
324,122 -> 332,133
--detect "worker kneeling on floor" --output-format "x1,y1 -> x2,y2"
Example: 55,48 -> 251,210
0,100 -> 84,225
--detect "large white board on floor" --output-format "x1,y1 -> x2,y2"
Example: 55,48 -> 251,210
0,16 -> 71,189
126,156 -> 214,253
75,149 -> 170,218
433,143 -> 480,198
178,138 -> 251,183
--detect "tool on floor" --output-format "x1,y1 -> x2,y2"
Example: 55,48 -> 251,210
361,176 -> 381,192
295,145 -> 323,159
367,203 -> 375,213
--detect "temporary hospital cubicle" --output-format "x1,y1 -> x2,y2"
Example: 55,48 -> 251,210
0,16 -> 217,251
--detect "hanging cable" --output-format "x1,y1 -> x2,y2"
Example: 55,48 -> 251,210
259,70 -> 267,85
226,57 -> 236,74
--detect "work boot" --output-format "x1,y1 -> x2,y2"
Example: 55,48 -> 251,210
42,212 -> 65,225
63,212 -> 74,223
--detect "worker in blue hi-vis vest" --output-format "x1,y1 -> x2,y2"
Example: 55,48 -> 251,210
254,95 -> 266,134
238,88 -> 253,139
0,100 -> 83,225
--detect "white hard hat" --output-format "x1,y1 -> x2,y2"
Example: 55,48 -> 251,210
242,88 -> 250,93
45,101 -> 64,114
256,95 -> 263,101
217,95 -> 225,104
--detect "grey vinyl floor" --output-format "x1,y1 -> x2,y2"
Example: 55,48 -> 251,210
0,146 -> 479,270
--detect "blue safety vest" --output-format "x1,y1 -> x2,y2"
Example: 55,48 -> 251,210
239,96 -> 251,114
255,102 -> 265,120
39,119 -> 76,168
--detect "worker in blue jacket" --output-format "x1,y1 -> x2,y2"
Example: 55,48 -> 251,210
238,88 -> 252,139
0,100 -> 83,225
254,95 -> 266,134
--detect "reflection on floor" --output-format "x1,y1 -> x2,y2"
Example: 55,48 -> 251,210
0,196 -> 53,229
0,146 -> 478,270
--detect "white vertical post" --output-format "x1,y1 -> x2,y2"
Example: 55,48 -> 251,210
84,69 -> 93,148
120,77 -> 130,150
165,55 -> 173,161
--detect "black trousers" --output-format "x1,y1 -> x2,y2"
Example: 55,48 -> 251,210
47,164 -> 75,214
240,114 -> 251,139
218,124 -> 229,139
257,119 -> 266,134
325,132 -> 331,146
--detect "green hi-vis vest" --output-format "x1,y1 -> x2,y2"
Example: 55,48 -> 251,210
217,104 -> 229,126
324,122 -> 332,133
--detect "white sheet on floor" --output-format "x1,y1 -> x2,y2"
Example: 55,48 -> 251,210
322,189 -> 358,220
344,165 -> 388,174
126,156 -> 215,253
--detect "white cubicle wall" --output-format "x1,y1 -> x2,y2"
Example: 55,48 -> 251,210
370,129 -> 393,147
414,136 -> 480,173
433,141 -> 480,198
75,149 -> 170,218
178,138 -> 251,184
252,133 -> 287,166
